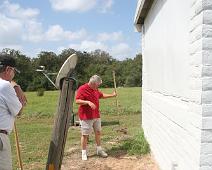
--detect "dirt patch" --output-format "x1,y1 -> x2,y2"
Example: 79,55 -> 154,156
61,147 -> 159,170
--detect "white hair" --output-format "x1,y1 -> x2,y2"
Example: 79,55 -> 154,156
89,75 -> 102,84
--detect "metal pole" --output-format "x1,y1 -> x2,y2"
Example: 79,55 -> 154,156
42,72 -> 58,89
36,66 -> 58,89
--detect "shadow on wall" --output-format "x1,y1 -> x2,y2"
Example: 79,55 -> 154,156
144,0 -> 167,33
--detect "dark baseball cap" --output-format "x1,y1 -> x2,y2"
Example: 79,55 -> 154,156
0,54 -> 20,73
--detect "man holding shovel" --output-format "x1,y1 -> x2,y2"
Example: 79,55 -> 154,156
0,53 -> 27,170
76,75 -> 116,161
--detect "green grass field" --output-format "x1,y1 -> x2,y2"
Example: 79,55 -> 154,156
10,87 -> 148,170
22,87 -> 142,117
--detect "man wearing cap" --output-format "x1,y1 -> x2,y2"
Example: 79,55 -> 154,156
0,53 -> 27,170
76,75 -> 117,161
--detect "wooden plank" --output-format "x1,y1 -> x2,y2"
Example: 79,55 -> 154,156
46,78 -> 76,170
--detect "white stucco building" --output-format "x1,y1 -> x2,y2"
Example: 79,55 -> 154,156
134,0 -> 212,170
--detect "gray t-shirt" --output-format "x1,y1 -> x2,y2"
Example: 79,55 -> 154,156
0,78 -> 22,134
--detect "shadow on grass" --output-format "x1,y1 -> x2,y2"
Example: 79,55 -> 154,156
101,121 -> 120,126
107,147 -> 128,158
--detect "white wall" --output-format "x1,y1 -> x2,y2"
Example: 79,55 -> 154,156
141,0 -> 203,169
143,0 -> 190,100
199,0 -> 212,169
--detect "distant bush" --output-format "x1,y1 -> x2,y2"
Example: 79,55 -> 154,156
37,88 -> 45,96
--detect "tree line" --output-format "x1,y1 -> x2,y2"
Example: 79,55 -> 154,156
1,48 -> 142,91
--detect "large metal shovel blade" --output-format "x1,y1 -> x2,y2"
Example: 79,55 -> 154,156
55,54 -> 77,89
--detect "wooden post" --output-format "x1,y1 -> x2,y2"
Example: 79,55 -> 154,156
112,71 -> 119,114
46,78 -> 76,170
14,122 -> 23,170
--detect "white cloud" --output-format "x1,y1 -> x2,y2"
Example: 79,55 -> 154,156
49,0 -> 97,12
0,14 -> 23,45
98,0 -> 113,13
0,1 -> 39,19
45,25 -> 87,41
97,31 -> 123,42
0,1 -> 42,44
80,41 -> 107,51
69,40 -> 108,52
57,46 -> 66,54
70,29 -> 88,40
49,0 -> 113,13
0,1 -> 89,45
21,48 -> 42,58
0,44 -> 22,51
111,43 -> 132,60
67,41 -> 133,60
23,21 -> 43,43
68,44 -> 80,50
0,1 -> 132,60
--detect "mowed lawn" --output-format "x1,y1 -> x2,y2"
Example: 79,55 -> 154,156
10,87 -> 142,170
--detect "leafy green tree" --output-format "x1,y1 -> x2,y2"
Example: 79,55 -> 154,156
1,48 -> 142,90
32,51 -> 59,90
124,54 -> 142,87
1,49 -> 34,91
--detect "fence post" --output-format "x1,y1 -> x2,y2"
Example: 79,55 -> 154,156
46,77 -> 76,170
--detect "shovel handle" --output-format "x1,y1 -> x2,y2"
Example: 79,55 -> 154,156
14,122 -> 23,170
112,71 -> 118,113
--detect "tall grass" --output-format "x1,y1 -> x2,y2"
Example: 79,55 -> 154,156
121,131 -> 150,155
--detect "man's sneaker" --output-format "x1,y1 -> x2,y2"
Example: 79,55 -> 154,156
82,153 -> 87,161
82,152 -> 87,161
97,149 -> 108,158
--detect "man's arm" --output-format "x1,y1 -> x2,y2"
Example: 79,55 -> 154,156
11,81 -> 27,107
3,81 -> 23,116
102,91 -> 117,99
76,99 -> 96,110
11,81 -> 27,116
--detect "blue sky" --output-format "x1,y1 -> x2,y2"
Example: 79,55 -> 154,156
0,0 -> 141,60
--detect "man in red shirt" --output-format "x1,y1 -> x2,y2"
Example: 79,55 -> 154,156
76,75 -> 116,160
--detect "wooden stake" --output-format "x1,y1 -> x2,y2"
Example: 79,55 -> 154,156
112,71 -> 119,114
46,78 -> 76,170
14,122 -> 23,170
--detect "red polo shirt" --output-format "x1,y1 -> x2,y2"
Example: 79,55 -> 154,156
76,83 -> 103,120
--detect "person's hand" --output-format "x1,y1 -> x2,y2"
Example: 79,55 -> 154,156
15,86 -> 27,107
11,81 -> 27,107
112,91 -> 117,97
87,101 -> 96,110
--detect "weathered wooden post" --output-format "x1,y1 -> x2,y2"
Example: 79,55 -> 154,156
46,54 -> 77,170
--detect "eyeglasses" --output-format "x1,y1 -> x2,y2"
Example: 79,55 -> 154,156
8,67 -> 20,74
96,82 -> 102,86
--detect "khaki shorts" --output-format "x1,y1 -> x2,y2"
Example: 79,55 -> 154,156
80,118 -> 101,135
0,133 -> 12,170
